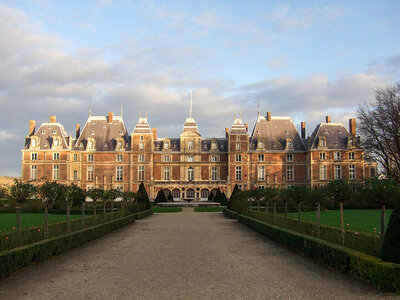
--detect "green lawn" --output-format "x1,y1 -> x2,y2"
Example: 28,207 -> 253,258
286,209 -> 392,235
0,213 -> 81,232
151,206 -> 182,213
194,206 -> 225,212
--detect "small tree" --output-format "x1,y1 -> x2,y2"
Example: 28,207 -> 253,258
292,186 -> 310,232
121,191 -> 135,214
208,190 -> 215,202
37,181 -> 64,238
309,186 -> 327,235
154,189 -> 167,204
381,197 -> 400,263
265,187 -> 279,221
227,184 -> 239,209
136,182 -> 151,210
87,188 -> 104,216
8,179 -> 36,235
167,191 -> 174,202
106,189 -> 121,213
64,184 -> 86,232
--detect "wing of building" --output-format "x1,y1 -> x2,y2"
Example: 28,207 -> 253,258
22,111 -> 378,200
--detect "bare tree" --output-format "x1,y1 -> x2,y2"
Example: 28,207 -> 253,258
358,83 -> 400,180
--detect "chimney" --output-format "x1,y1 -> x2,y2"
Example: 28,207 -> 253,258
29,120 -> 36,136
152,128 -> 158,140
325,115 -> 331,123
244,123 -> 248,132
349,118 -> 356,136
49,115 -> 56,123
267,112 -> 271,122
225,127 -> 229,138
108,112 -> 113,124
76,124 -> 80,139
301,122 -> 306,139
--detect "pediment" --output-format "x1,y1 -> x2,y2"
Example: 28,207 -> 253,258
180,131 -> 201,138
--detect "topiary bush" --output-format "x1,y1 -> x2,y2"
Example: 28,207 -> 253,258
381,197 -> 400,263
154,189 -> 167,204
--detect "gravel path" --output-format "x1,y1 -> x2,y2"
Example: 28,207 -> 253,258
0,208 -> 397,299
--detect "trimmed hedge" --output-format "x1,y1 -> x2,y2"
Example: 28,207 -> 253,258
223,208 -> 238,219
229,211 -> 400,292
249,210 -> 381,257
0,214 -> 135,278
135,209 -> 153,220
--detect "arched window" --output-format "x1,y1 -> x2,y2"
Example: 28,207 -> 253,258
54,139 -> 59,147
31,139 -> 37,147
88,141 -> 93,149
186,188 -> 195,199
188,167 -> 194,181
201,189 -> 209,199
172,189 -> 180,199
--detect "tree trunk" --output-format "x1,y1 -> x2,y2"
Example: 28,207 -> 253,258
67,203 -> 71,233
284,201 -> 288,227
45,205 -> 49,238
257,199 -> 260,211
265,200 -> 269,213
111,200 -> 114,213
380,203 -> 386,241
103,200 -> 106,215
317,202 -> 321,237
93,200 -> 96,216
122,200 -> 125,214
340,202 -> 344,245
16,206 -> 21,237
298,202 -> 301,232
82,201 -> 85,227
273,202 -> 276,222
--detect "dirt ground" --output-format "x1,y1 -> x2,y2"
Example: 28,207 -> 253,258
0,208 -> 397,299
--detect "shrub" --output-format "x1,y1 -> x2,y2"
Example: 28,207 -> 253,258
154,189 -> 167,204
381,198 -> 400,263
136,182 -> 151,210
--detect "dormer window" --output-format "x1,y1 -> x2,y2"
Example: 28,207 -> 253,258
257,139 -> 264,150
87,137 -> 96,150
52,130 -> 56,135
188,140 -> 194,150
164,142 -> 169,150
31,139 -> 37,147
211,142 -> 217,150
30,137 -> 39,149
286,138 -> 293,150
116,138 -> 125,150
54,139 -> 59,147
52,136 -> 61,149
347,137 -> 356,148
318,136 -> 326,148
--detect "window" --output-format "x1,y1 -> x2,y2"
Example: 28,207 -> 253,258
54,139 -> 59,147
116,185 -> 123,192
319,137 -> 326,147
52,130 -> 57,135
286,139 -> 293,150
258,185 -> 265,189
53,165 -> 59,180
139,143 -> 144,150
258,166 -> 265,181
88,140 -> 94,149
319,152 -> 326,161
31,153 -> 37,161
87,166 -> 94,181
73,170 -> 78,181
188,167 -> 194,181
31,139 -> 37,147
236,135 -> 240,141
116,154 -> 123,162
286,154 -> 293,162
201,189 -> 209,198
349,164 -> 355,180
117,141 -> 123,149
334,165 -> 341,179
370,167 -> 376,177
87,154 -> 94,162
258,154 -> 264,162
320,165 -> 327,180
87,185 -> 93,191
211,155 -> 217,162
139,154 -> 145,162
73,153 -> 78,161
188,155 -> 193,162
286,166 -> 294,181
235,166 -> 242,181
235,154 -> 242,162
188,140 -> 194,150
30,165 -> 37,180
349,152 -> 355,160
334,152 -> 341,161
164,142 -> 169,150
53,153 -> 59,160
140,136 -> 144,141
212,167 -> 218,181
257,140 -> 263,149
211,142 -> 217,150
138,166 -> 145,181
116,166 -> 123,181
236,143 -> 241,151
164,155 -> 170,162
164,167 -> 170,181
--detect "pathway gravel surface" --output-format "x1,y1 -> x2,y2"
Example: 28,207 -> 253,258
0,208 -> 397,299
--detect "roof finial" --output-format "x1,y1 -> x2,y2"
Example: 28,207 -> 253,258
139,110 -> 141,118
89,100 -> 92,118
257,96 -> 260,117
120,99 -> 123,117
145,112 -> 148,119
189,89 -> 193,118
234,112 -> 236,120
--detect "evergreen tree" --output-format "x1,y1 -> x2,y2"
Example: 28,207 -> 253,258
136,182 -> 151,209
227,184 -> 239,209
220,192 -> 228,206
381,198 -> 400,263
208,190 -> 214,201
154,189 -> 167,204
167,192 -> 174,202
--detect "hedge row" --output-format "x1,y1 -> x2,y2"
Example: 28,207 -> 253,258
135,209 -> 153,219
249,210 -> 381,257
0,209 -> 153,279
224,209 -> 400,292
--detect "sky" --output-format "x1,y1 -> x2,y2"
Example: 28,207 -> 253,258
0,0 -> 399,176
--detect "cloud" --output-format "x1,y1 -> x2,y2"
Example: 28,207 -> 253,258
0,130 -> 18,141
268,56 -> 291,70
385,54 -> 400,74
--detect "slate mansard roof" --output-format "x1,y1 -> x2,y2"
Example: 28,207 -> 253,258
308,122 -> 358,150
25,122 -> 70,150
74,115 -> 130,151
250,115 -> 306,151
